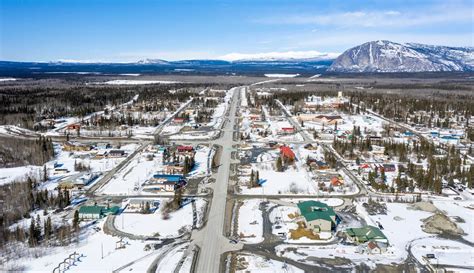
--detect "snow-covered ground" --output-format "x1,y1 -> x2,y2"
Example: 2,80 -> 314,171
155,243 -> 190,272
0,78 -> 17,82
5,221 -> 152,272
411,237 -> 473,270
239,148 -> 317,195
99,150 -> 162,195
237,199 -> 263,243
264,74 -> 300,78
115,199 -> 206,238
432,200 -> 474,243
188,145 -> 211,177
0,165 -> 42,185
93,80 -> 180,85
236,253 -> 303,273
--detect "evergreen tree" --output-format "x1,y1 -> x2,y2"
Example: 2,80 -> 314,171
28,219 -> 37,247
276,157 -> 283,172
73,210 -> 80,232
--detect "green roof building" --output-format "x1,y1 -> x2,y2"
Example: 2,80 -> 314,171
78,205 -> 121,220
297,201 -> 338,232
78,205 -> 105,220
345,225 -> 388,244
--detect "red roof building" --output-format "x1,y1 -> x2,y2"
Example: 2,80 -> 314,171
177,145 -> 194,153
279,146 -> 295,160
173,117 -> 185,124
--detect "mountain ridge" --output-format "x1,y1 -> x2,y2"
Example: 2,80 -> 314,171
328,40 -> 473,72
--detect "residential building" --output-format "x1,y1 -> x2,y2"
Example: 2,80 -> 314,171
297,201 -> 338,233
345,225 -> 388,244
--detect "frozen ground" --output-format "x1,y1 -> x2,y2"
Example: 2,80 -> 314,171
236,252 -> 303,273
5,220 -> 151,272
239,148 -> 317,195
432,200 -> 474,242
237,199 -> 263,243
0,165 -> 42,185
264,74 -> 300,78
411,237 -> 474,270
115,199 -> 206,238
99,151 -> 162,195
93,80 -> 180,85
188,145 -> 211,177
155,243 -> 190,272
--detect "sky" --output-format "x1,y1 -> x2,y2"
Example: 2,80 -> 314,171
0,0 -> 472,62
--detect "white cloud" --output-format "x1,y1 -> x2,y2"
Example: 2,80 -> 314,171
218,50 -> 340,61
256,4 -> 472,28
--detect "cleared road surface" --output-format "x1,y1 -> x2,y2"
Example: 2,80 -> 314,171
192,86 -> 243,273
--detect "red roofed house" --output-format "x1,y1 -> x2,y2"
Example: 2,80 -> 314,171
330,176 -> 344,187
176,145 -> 194,156
280,146 -> 295,161
173,117 -> 185,124
280,127 -> 295,135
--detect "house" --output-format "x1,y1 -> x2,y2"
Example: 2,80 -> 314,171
248,114 -> 261,121
127,199 -> 160,211
78,205 -> 105,220
63,141 -> 91,152
144,174 -> 187,192
165,164 -> 185,175
53,168 -> 69,175
314,115 -> 343,125
109,150 -> 126,157
173,117 -> 185,124
176,145 -> 195,156
382,164 -> 396,172
280,127 -> 295,135
95,143 -> 112,150
345,225 -> 388,244
356,240 -> 388,254
297,201 -> 338,233
330,176 -> 344,187
280,146 -> 296,161
66,124 -> 81,131
78,205 -> 120,220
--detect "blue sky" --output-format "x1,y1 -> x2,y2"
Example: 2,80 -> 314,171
1,0 -> 472,62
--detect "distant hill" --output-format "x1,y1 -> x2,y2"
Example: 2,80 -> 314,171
328,40 -> 474,72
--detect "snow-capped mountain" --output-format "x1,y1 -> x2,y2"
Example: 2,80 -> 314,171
220,51 -> 340,62
328,40 -> 474,72
136,59 -> 170,65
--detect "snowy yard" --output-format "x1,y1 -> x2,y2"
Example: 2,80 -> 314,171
115,198 -> 206,238
237,199 -> 263,243
235,252 -> 303,273
5,221 -> 151,272
99,151 -> 163,195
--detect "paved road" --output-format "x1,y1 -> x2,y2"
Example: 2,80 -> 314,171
275,98 -> 313,142
191,86 -> 244,273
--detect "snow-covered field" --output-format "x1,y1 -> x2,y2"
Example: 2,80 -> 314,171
99,150 -> 162,195
0,165 -> 42,185
187,145 -> 211,177
264,74 -> 300,78
115,199 -> 206,238
411,237 -> 473,270
155,243 -> 190,272
0,78 -> 17,82
237,199 -> 263,243
432,200 -> 474,243
93,80 -> 180,85
6,221 -> 151,272
236,253 -> 303,273
239,148 -> 317,195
